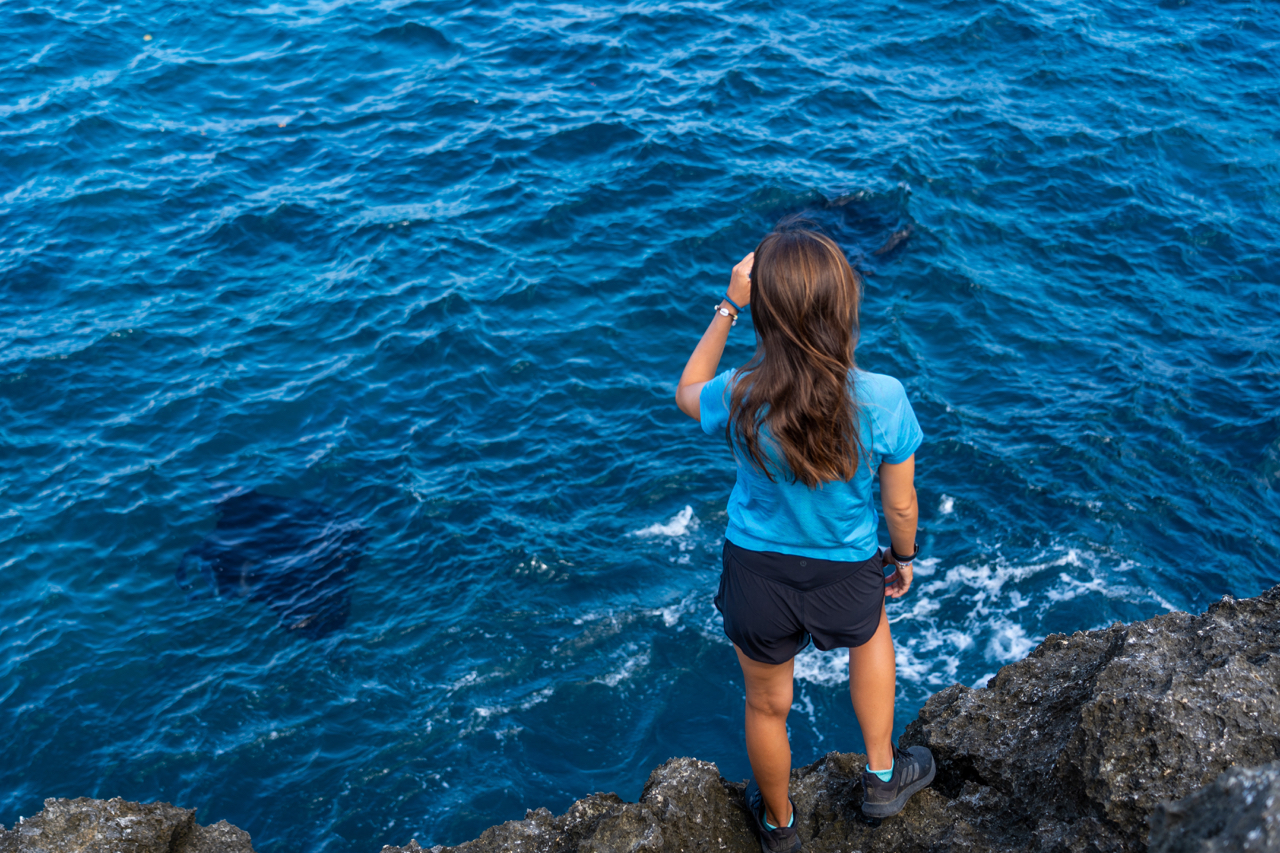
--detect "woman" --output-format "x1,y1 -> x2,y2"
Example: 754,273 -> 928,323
675,223 -> 935,853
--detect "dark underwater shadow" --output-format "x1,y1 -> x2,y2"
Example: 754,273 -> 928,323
178,489 -> 367,640
751,184 -> 918,272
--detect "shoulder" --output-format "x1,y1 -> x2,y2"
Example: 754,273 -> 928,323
852,369 -> 908,407
853,368 -> 923,460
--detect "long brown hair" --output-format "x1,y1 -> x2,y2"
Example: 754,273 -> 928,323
727,222 -> 866,487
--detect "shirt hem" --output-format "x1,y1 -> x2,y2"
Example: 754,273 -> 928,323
725,529 -> 880,563
881,435 -> 923,466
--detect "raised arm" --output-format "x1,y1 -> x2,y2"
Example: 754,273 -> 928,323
878,454 -> 918,598
675,253 -> 754,420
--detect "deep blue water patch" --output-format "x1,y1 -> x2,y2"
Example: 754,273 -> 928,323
179,488 -> 365,639
2,0 -> 1278,850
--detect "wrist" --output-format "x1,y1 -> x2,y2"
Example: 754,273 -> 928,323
889,541 -> 919,566
713,304 -> 738,326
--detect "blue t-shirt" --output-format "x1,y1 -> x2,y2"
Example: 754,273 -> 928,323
699,368 -> 923,561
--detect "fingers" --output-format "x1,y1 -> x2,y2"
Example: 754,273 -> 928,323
883,566 -> 913,599
727,252 -> 754,307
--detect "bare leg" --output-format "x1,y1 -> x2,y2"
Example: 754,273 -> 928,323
849,605 -> 895,771
735,644 -> 795,828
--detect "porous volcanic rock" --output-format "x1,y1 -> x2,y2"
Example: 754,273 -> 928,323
0,796 -> 254,853
383,584 -> 1280,853
904,585 -> 1280,851
1148,760 -> 1280,853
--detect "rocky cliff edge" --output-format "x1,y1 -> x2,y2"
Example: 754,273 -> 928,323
4,585 -> 1278,853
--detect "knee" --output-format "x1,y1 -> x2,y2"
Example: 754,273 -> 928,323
745,688 -> 792,720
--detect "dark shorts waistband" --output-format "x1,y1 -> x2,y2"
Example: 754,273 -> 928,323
723,539 -> 878,592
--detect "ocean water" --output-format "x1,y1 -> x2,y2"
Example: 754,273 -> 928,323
2,0 -> 1278,848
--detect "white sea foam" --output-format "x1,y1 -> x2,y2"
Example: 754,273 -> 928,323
644,601 -> 687,628
630,505 -> 697,538
912,556 -> 939,578
886,540 -> 1185,697
595,647 -> 650,687
1045,566 -> 1177,613
686,599 -> 734,646
939,495 -> 955,515
890,592 -> 939,623
519,686 -> 555,710
985,619 -> 1034,663
894,625 -> 969,687
1045,572 -> 1109,603
467,686 -> 555,734
792,689 -> 821,740
792,646 -> 847,687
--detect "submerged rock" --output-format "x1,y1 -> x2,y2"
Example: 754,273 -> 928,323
5,586 -> 1277,853
0,796 -> 254,853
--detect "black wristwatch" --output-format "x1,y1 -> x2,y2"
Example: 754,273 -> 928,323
889,542 -> 919,567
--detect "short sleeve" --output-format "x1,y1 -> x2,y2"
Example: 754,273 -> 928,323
698,370 -> 735,436
873,376 -> 923,464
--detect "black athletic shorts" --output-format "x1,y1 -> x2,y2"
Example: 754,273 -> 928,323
715,539 -> 886,665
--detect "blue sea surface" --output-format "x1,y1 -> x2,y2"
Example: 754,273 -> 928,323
2,0 -> 1278,848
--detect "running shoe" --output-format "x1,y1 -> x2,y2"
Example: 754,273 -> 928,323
860,745 -> 936,818
744,780 -> 802,853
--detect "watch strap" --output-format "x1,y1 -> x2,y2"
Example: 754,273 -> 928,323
890,542 -> 919,564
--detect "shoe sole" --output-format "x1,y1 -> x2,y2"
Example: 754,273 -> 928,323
860,762 -> 937,818
754,824 -> 802,853
757,836 -> 802,853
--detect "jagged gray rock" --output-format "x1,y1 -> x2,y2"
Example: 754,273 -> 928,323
904,585 -> 1280,851
1148,760 -> 1280,853
0,797 -> 254,853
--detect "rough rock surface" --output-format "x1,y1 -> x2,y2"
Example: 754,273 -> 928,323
0,797 -> 254,853
905,584 -> 1280,851
1148,760 -> 1280,853
382,584 -> 1280,853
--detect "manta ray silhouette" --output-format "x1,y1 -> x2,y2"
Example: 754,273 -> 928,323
179,489 -> 366,639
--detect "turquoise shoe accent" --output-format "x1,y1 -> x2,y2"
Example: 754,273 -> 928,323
867,758 -> 894,783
